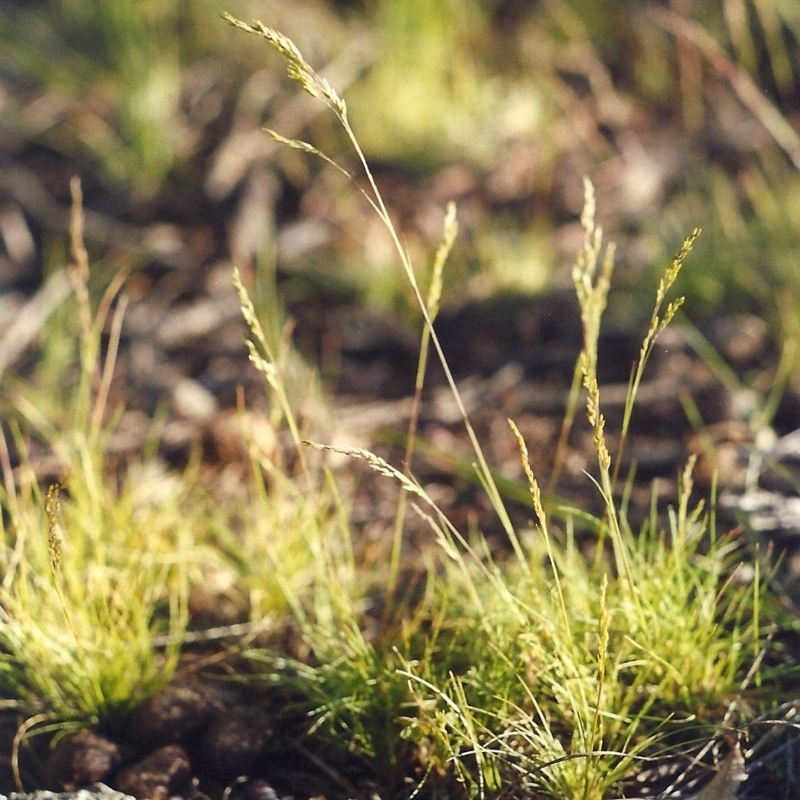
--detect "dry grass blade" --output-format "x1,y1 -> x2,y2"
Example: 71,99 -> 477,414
687,741 -> 746,800
648,5 -> 800,171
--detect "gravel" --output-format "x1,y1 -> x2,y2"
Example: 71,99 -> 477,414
0,786 -> 134,800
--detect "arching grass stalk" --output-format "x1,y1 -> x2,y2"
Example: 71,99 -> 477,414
67,178 -> 131,454
615,225 -> 699,473
222,13 -> 526,569
571,178 -> 635,593
233,268 -> 310,479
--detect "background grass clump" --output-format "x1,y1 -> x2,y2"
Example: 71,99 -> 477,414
5,1 -> 800,330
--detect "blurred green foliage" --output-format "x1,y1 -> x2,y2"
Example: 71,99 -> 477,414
1,0 -> 190,195
2,0 -> 800,333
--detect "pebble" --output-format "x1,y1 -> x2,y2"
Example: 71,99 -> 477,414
43,730 -> 121,792
114,744 -> 192,800
0,785 -> 135,800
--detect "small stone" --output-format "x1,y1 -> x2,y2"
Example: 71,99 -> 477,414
198,706 -> 272,780
207,409 -> 277,466
43,730 -> 121,792
243,778 -> 279,800
127,682 -> 226,747
114,744 -> 192,800
6,784 -> 135,800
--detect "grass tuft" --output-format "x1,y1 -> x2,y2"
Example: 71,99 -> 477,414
228,15 -> 778,800
0,181 -> 191,786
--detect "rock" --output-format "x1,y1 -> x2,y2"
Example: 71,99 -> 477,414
240,778 -> 279,800
198,706 -> 273,779
2,785 -> 134,800
126,682 -> 226,747
43,731 -> 121,792
114,744 -> 192,800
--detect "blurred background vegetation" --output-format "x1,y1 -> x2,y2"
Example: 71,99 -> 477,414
3,4 -> 800,792
2,0 -> 800,360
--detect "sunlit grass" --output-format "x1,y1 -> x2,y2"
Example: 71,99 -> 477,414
227,16 -> 776,798
0,184 -> 193,789
0,3 -> 798,796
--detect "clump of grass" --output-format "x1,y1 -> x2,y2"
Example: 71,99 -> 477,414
0,452 -> 189,727
228,14 -> 774,800
0,180 -> 191,786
